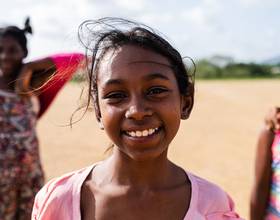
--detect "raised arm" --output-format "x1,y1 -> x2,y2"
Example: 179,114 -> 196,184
16,53 -> 85,118
250,127 -> 274,220
15,57 -> 56,96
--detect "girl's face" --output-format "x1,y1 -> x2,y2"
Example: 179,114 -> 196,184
97,45 -> 190,161
0,36 -> 25,76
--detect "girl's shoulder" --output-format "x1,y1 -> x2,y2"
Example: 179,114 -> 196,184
189,172 -> 233,207
186,172 -> 243,219
32,164 -> 95,220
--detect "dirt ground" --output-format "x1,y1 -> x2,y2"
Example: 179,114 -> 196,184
37,79 -> 280,219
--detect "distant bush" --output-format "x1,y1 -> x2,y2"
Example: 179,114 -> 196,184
195,59 -> 222,78
71,69 -> 87,82
72,58 -> 279,81
194,59 -> 277,79
223,63 -> 272,78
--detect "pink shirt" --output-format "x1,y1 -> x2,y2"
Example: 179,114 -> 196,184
265,131 -> 280,220
32,164 -> 244,220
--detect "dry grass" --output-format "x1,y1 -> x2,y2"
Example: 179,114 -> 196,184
37,79 -> 280,219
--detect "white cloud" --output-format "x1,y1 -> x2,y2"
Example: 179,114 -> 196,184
238,0 -> 262,7
180,0 -> 223,30
138,13 -> 174,25
1,0 -> 280,61
185,7 -> 206,26
114,0 -> 147,11
237,0 -> 279,8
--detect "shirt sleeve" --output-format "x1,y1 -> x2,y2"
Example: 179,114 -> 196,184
31,178 -> 57,220
192,173 -> 245,220
37,53 -> 85,118
205,193 -> 244,219
31,165 -> 93,220
31,173 -> 76,220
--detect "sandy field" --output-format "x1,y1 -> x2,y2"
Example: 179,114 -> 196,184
37,79 -> 280,219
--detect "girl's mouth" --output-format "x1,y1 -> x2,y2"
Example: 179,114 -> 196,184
124,127 -> 161,138
0,63 -> 15,74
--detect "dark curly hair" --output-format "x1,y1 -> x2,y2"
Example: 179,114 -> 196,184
78,17 -> 195,122
0,17 -> 32,57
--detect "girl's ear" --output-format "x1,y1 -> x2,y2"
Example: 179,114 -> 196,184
180,95 -> 193,120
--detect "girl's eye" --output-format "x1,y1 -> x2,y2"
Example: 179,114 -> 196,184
147,87 -> 169,96
104,91 -> 127,103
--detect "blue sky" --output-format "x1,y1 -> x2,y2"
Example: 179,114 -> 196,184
1,0 -> 279,62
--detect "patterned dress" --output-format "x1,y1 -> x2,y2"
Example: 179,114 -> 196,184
266,132 -> 280,219
0,90 -> 44,220
0,53 -> 84,220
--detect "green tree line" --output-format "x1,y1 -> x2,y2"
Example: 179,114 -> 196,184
72,57 -> 280,82
195,59 -> 280,79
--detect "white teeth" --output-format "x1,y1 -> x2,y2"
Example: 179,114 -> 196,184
148,128 -> 155,135
127,127 -> 159,137
142,130 -> 149,136
136,131 -> 142,137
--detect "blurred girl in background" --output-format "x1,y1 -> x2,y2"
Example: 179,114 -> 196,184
251,107 -> 280,220
0,18 -> 84,219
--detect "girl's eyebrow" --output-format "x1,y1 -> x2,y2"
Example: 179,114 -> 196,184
144,73 -> 170,81
104,73 -> 170,86
129,60 -> 172,68
104,79 -> 123,86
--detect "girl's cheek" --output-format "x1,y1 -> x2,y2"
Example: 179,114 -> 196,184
100,105 -> 117,122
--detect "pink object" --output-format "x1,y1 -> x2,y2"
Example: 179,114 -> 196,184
265,132 -> 280,219
37,53 -> 84,118
32,164 -> 244,220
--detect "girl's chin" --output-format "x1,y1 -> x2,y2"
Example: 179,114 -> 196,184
124,148 -> 167,162
1,68 -> 16,77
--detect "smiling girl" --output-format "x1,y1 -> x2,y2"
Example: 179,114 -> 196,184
32,17 -> 243,220
0,18 -> 84,220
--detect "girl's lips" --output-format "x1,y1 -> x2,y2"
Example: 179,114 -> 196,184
125,127 -> 159,137
123,126 -> 162,139
0,63 -> 14,73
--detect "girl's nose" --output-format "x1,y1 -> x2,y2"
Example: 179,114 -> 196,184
125,98 -> 153,121
0,51 -> 9,60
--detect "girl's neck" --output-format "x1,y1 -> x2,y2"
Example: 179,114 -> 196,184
0,68 -> 20,92
96,149 -> 182,190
